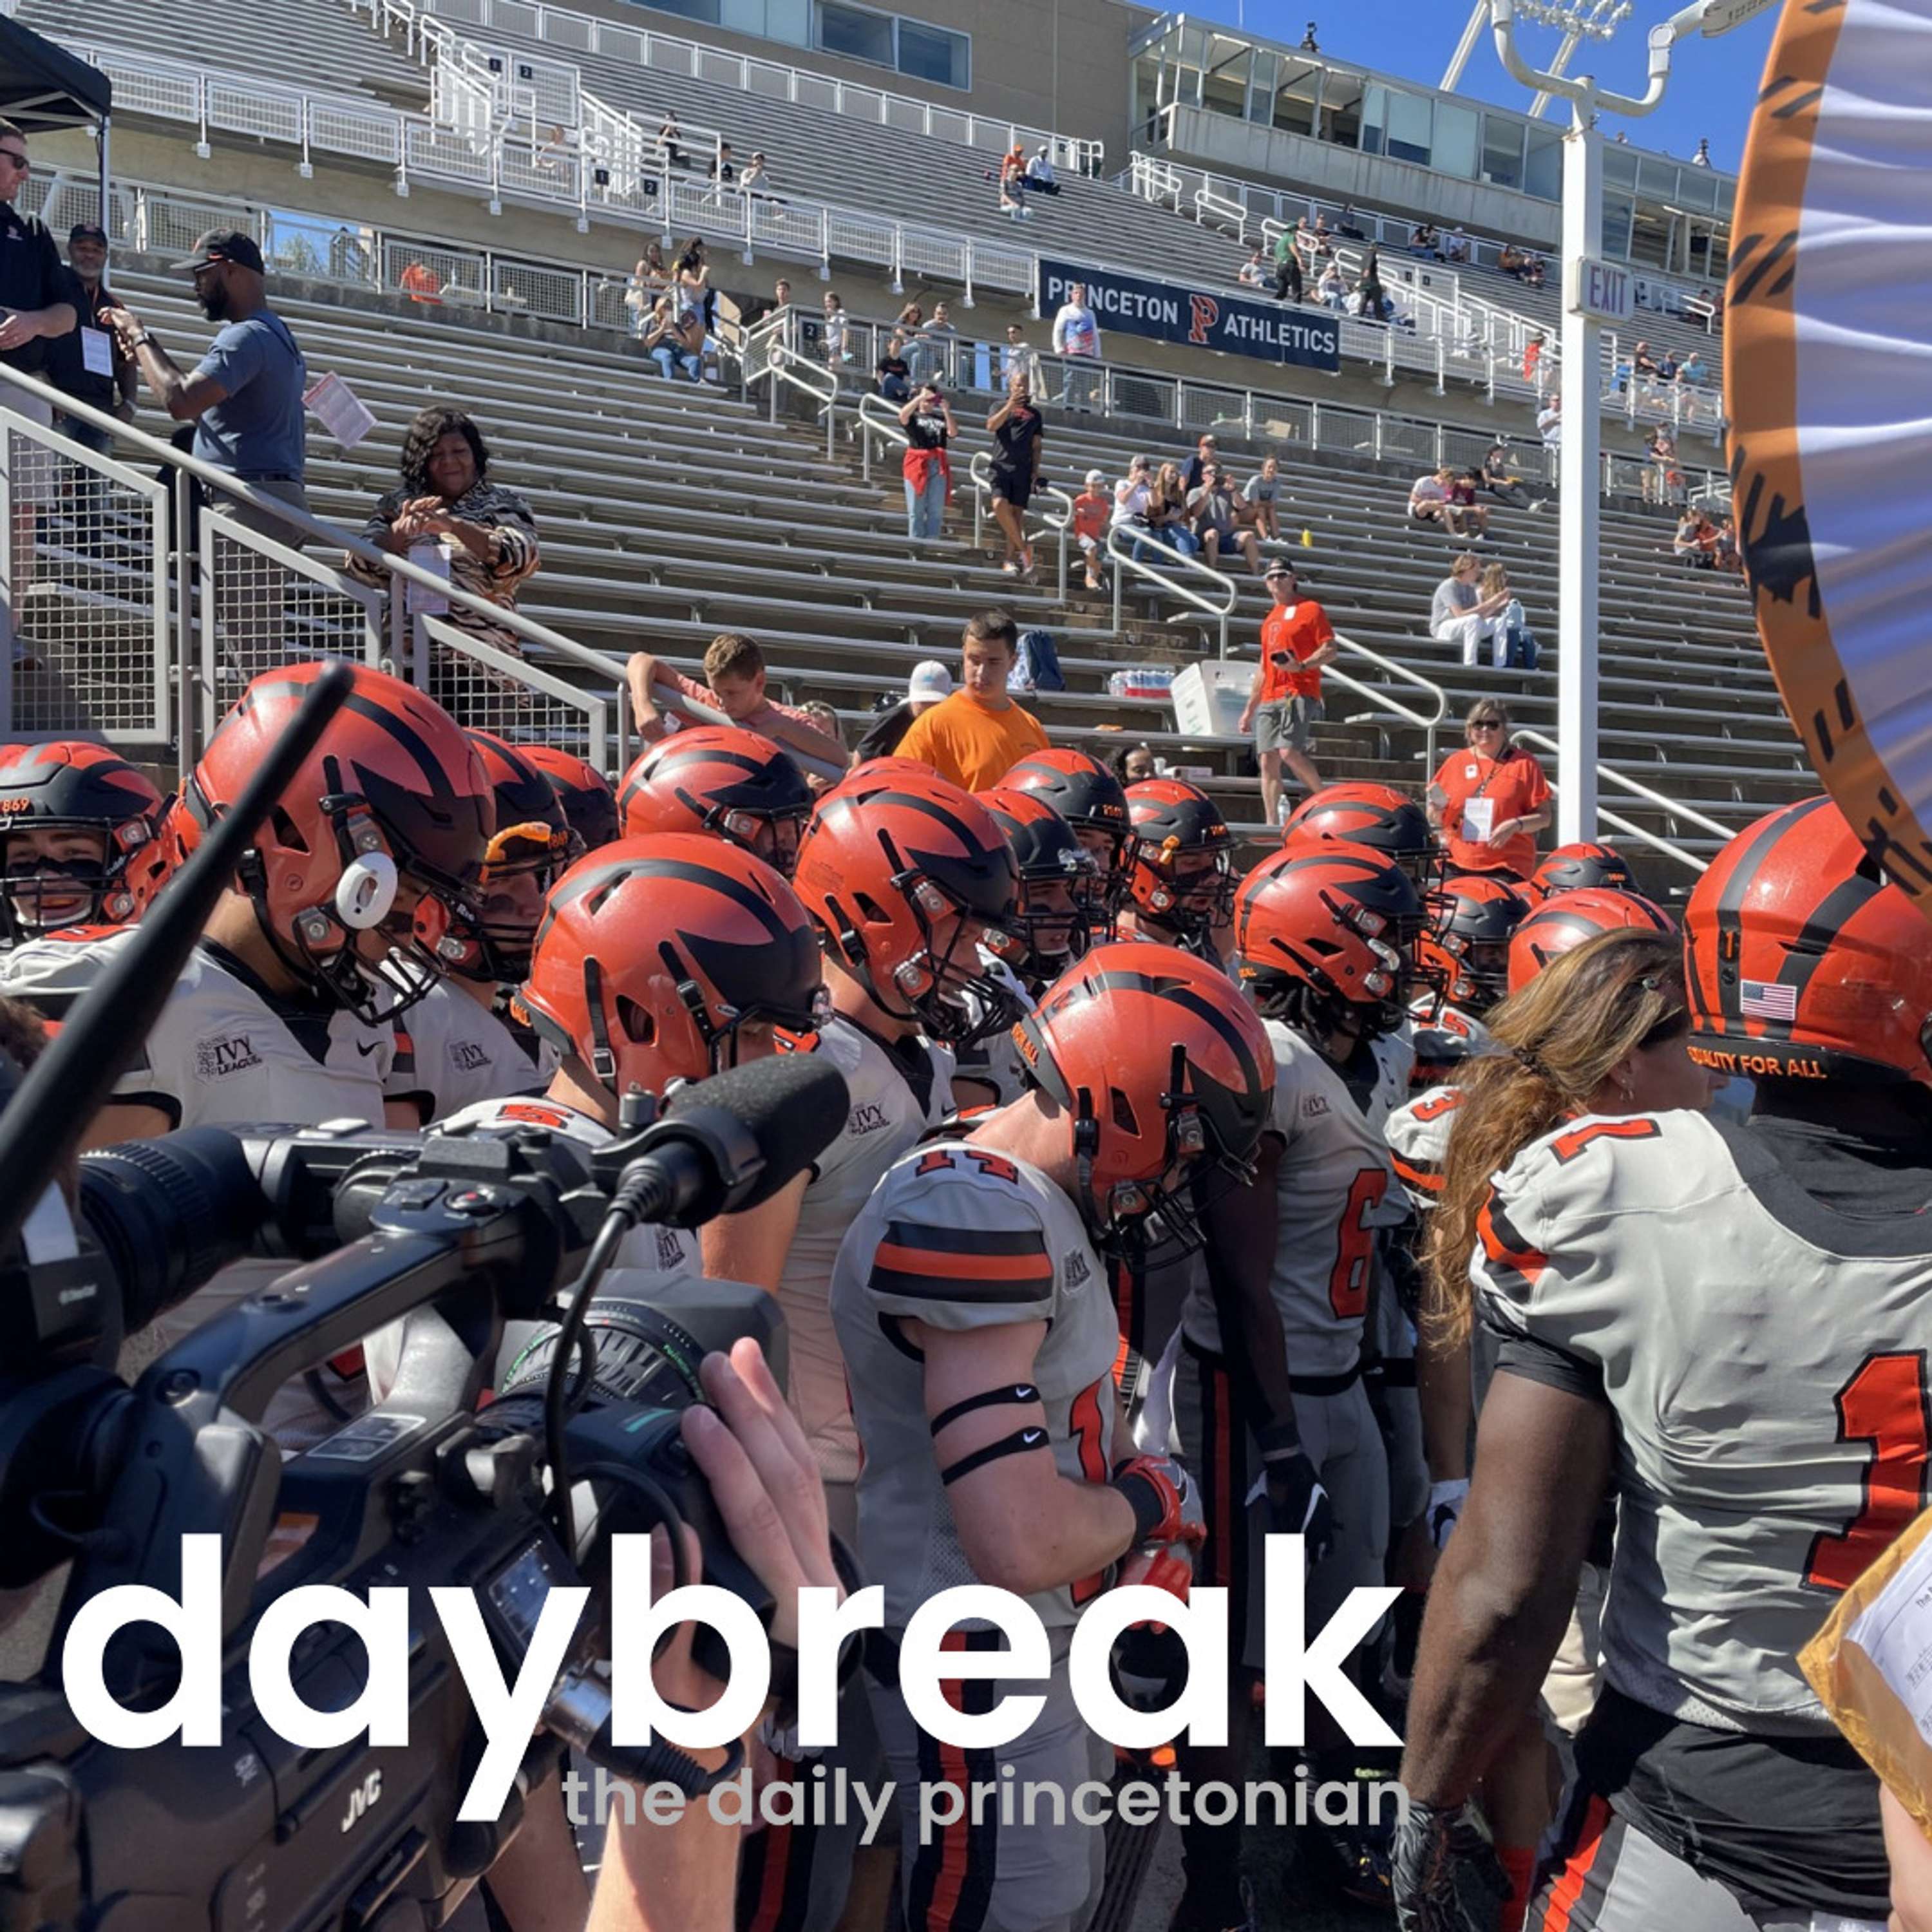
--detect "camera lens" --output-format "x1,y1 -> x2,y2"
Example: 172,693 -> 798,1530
497,1297 -> 708,1411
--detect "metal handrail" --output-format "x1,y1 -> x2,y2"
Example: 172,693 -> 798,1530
744,314 -> 839,459
1327,634 -> 1450,773
966,452 -> 1074,603
1512,724 -> 1729,873
0,363 -> 640,772
1106,523 -> 1236,659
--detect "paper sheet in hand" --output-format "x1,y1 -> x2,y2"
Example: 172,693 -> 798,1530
80,327 -> 114,379
303,371 -> 377,450
1844,1531 -> 1932,1743
1460,795 -> 1495,846
404,541 -> 451,618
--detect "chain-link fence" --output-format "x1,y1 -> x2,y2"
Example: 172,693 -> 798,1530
0,415 -> 170,744
413,615 -> 611,768
198,511 -> 385,735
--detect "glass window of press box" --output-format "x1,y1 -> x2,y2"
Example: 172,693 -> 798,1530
1132,22 -> 1734,260
624,0 -> 970,88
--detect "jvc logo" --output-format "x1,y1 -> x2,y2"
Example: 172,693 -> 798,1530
340,1769 -> 383,1833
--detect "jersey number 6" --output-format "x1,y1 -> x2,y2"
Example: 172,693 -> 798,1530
1806,1350 -> 1931,1593
1328,1167 -> 1389,1321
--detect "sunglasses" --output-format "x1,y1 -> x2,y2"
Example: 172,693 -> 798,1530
0,150 -> 29,170
1470,720 -> 1503,732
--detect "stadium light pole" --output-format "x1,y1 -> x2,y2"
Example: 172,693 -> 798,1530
1486,0 -> 1750,844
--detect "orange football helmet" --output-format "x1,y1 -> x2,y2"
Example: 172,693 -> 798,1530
1003,747 -> 1137,922
0,741 -> 169,938
1282,782 -> 1436,885
1507,886 -> 1674,994
1686,796 -> 1932,1086
1419,873 -> 1529,1014
519,833 -> 823,1099
618,726 -> 811,875
792,766 -> 1017,1042
177,662 -> 490,1023
1016,940 -> 1274,1256
446,730 -> 578,985
519,743 -> 620,853
1523,840 -> 1638,907
1125,777 -> 1235,956
978,785 -> 1100,980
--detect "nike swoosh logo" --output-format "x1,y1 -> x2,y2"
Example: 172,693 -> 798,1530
354,1040 -> 381,1057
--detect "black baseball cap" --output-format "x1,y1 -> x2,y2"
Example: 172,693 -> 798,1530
68,222 -> 107,244
167,228 -> 264,274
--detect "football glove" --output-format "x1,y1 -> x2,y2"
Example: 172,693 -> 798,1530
1110,1452 -> 1204,1548
1391,1798 -> 1510,1932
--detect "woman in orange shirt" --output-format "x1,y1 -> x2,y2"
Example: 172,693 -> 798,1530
1426,699 -> 1553,881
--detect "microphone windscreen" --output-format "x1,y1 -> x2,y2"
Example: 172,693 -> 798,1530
661,1052 -> 851,1212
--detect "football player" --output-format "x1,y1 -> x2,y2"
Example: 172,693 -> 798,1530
618,723 -> 812,876
1396,796 -> 1918,1932
1171,839 -> 1426,1921
1283,781 -> 1440,889
386,730 -> 575,1124
699,767 -> 1016,1932
518,741 -> 620,853
0,662 -> 489,1144
953,784 -> 1099,1110
0,741 -> 170,945
1121,777 -> 1238,965
831,942 -> 1273,1932
1520,838 -> 1638,905
1003,745 -> 1138,936
1408,872 -> 1528,1090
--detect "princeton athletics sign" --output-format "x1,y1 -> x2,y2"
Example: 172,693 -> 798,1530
1038,259 -> 1341,374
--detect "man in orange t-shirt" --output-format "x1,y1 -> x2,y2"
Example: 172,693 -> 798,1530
896,609 -> 1049,791
1236,560 -> 1337,826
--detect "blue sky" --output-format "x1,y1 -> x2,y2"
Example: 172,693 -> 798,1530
1191,1 -> 1777,171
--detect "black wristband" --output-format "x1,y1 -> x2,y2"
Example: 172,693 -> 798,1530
1111,1470 -> 1168,1546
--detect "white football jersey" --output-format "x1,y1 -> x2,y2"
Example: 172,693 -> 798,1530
1473,1110 -> 1932,1734
1182,1018 -> 1403,1373
388,978 -> 558,1124
1386,1083 -> 1464,1213
777,1015 -> 955,1483
831,1139 -> 1122,1629
0,929 -> 392,1130
1365,1025 -> 1416,1135
1408,991 -> 1490,1086
436,1094 -> 699,1278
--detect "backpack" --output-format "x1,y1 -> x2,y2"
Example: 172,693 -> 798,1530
1014,629 -> 1066,692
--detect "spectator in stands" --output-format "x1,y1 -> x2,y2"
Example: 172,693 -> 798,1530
1238,245 -> 1267,289
1335,202 -> 1366,239
47,223 -> 135,453
897,379 -> 954,543
1714,512 -> 1743,574
1239,558 -> 1336,822
986,372 -> 1044,575
627,632 -> 848,766
1523,329 -> 1546,385
1431,551 -> 1511,664
1111,742 -> 1157,784
857,658 -> 950,761
1148,461 -> 1199,559
1655,346 -> 1680,384
1025,145 -> 1060,195
1316,259 -> 1347,309
1678,346 -> 1712,387
1309,214 -> 1334,259
911,300 -> 955,384
894,608 -> 1048,790
1522,254 -> 1546,290
1183,433 -> 1218,493
1477,560 -> 1528,668
1242,453 -> 1282,542
708,142 -> 737,187
112,228 -> 307,551
1409,466 -> 1452,529
1631,339 -> 1660,385
643,297 -> 703,382
1050,281 -> 1101,409
1441,468 -> 1488,540
626,241 -> 669,328
1410,221 -> 1444,260
1359,247 -> 1386,312
1426,699 -> 1551,881
348,405 -> 539,674
658,116 -> 686,170
820,289 -> 851,365
999,321 -> 1042,392
998,175 -> 1030,222
893,299 -> 925,333
741,150 -> 771,194
1189,464 -> 1263,577
1481,440 -> 1539,512
875,332 -> 913,402
400,260 -> 442,305
1073,467 -> 1110,592
1538,390 -> 1562,457
1674,507 -> 1717,569
1644,425 -> 1679,505
1499,243 -> 1525,277
674,238 -> 712,333
1273,226 -> 1305,303
1113,453 -> 1155,558
999,140 -> 1027,198
1444,225 -> 1471,263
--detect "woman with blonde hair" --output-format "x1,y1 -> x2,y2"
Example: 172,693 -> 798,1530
1408,927 -> 1719,1927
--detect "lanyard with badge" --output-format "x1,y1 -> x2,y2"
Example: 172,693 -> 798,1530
79,287 -> 115,380
1459,755 -> 1502,847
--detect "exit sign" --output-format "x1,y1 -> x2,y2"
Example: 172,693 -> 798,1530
1569,256 -> 1633,323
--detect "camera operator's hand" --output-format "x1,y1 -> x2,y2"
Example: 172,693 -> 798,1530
585,1340 -> 840,1932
